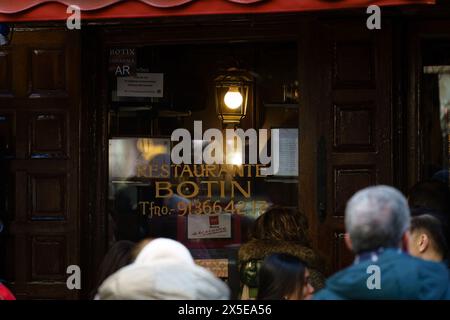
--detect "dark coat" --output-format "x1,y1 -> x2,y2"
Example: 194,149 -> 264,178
314,248 -> 450,300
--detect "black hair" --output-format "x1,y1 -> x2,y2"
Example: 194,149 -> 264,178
410,214 -> 449,259
257,253 -> 308,300
408,180 -> 450,215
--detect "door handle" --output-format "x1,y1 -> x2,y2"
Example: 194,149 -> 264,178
317,136 -> 327,223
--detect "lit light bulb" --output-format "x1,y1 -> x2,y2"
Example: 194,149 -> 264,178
224,87 -> 243,110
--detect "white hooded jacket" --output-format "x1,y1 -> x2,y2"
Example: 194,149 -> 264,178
97,238 -> 230,300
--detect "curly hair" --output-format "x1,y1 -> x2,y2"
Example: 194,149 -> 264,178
250,206 -> 311,246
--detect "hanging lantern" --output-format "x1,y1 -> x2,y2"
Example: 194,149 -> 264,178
214,68 -> 253,126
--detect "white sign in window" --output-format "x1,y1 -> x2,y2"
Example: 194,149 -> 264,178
276,128 -> 299,176
117,73 -> 164,98
187,214 -> 232,239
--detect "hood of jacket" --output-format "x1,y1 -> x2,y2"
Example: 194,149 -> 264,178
97,261 -> 230,300
97,238 -> 230,300
314,249 -> 450,300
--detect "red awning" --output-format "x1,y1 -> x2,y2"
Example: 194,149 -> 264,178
0,0 -> 435,22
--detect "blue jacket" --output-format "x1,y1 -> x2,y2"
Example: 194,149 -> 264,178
314,249 -> 450,300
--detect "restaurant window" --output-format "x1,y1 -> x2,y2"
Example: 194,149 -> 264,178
107,42 -> 299,297
421,40 -> 450,184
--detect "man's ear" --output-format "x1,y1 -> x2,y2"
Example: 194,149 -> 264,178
418,233 -> 429,253
344,233 -> 353,251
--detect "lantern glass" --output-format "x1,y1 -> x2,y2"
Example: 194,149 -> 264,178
215,69 -> 253,125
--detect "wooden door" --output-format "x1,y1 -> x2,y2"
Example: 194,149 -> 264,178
299,19 -> 393,274
0,28 -> 80,299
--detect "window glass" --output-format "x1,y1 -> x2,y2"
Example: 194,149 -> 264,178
107,42 -> 299,297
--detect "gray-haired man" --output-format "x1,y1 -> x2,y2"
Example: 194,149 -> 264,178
314,185 -> 450,299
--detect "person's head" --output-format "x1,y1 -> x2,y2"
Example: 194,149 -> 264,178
345,185 -> 411,254
408,214 -> 448,262
257,253 -> 314,300
133,237 -> 194,266
91,240 -> 134,298
408,180 -> 450,215
410,207 -> 450,261
250,206 -> 310,246
97,238 -> 230,300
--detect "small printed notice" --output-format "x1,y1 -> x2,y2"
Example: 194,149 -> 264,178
187,214 -> 232,239
117,73 -> 163,97
276,128 -> 298,176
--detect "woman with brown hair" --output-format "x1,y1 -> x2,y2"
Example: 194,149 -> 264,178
238,206 -> 325,299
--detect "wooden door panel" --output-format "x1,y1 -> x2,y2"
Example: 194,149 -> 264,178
329,22 -> 392,272
333,40 -> 375,88
0,29 -> 80,299
333,166 -> 377,217
30,48 -> 67,97
300,20 -> 393,275
29,112 -> 69,159
30,235 -> 67,281
29,173 -> 68,221
333,103 -> 375,151
11,163 -> 76,229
